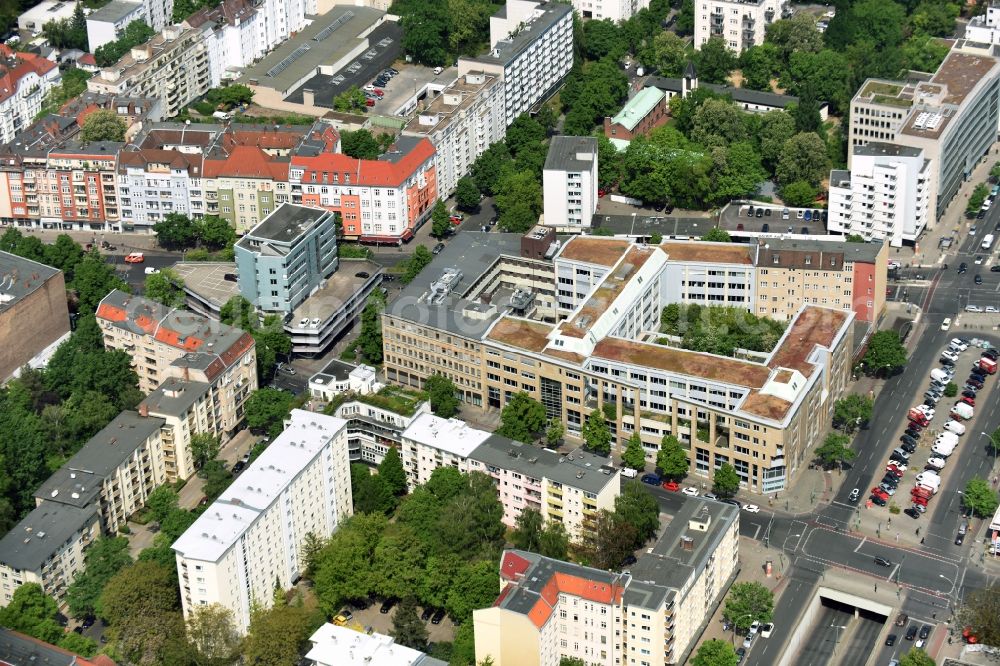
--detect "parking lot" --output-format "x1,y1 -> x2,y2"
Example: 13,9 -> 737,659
718,202 -> 829,236
336,599 -> 456,644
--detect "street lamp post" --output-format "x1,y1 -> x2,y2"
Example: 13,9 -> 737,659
831,623 -> 848,658
730,613 -> 755,646
981,431 -> 997,463
938,574 -> 956,611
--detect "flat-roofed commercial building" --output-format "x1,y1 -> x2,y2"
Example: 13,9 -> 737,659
458,0 -> 573,127
173,410 -> 352,632
474,498 -> 739,665
95,290 -> 257,435
847,42 -> 1000,226
384,234 -> 856,494
0,251 -> 71,382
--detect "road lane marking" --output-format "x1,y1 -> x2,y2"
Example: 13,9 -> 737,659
854,537 -> 867,553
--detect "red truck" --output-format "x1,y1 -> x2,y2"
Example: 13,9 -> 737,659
907,409 -> 930,427
978,357 -> 997,375
911,486 -> 934,503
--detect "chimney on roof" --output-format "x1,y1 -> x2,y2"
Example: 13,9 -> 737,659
138,403 -> 148,417
680,536 -> 694,551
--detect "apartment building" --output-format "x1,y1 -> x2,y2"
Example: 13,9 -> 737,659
0,252 -> 71,382
398,412 -> 620,541
542,136 -> 598,230
139,377 -> 223,480
34,410 -> 168,532
571,0 -> 648,21
458,0 -> 573,127
847,41 -> 1000,224
306,624 -> 447,666
17,0 -> 76,33
828,143 -> 931,247
384,235 -> 856,494
173,410 -> 352,632
693,0 -> 786,52
202,145 -> 292,235
329,393 -> 431,466
186,0 -> 264,87
87,25 -> 212,120
0,45 -> 61,145
752,237 -> 888,322
401,71 -> 505,198
95,290 -> 258,435
86,0 -> 147,51
117,147 -> 203,229
290,125 -> 437,243
0,503 -> 100,607
474,499 -> 739,665
234,204 -> 339,313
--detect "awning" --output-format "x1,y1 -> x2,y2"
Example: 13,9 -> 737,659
359,235 -> 403,245
400,228 -> 414,241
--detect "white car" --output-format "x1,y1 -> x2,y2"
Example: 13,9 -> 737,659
966,305 -> 984,313
926,457 -> 946,470
144,266 -> 160,275
742,504 -> 760,514
888,260 -> 901,270
941,349 -> 959,362
987,306 -> 999,313
298,317 -> 309,327
944,420 -> 966,435
761,623 -> 774,638
941,318 -> 952,331
682,487 -> 699,497
975,255 -> 985,265
916,472 -> 940,484
310,317 -> 321,327
748,621 -> 761,635
914,405 -> 935,418
887,461 -> 907,472
950,338 -> 969,351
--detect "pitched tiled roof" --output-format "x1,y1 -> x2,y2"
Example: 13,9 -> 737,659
0,45 -> 57,106
291,136 -> 435,188
203,144 -> 289,179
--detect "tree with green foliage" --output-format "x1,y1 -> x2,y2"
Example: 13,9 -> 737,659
495,169 -> 542,233
898,648 -> 936,666
425,374 -> 460,418
845,234 -> 866,243
695,37 -> 736,84
378,447 -> 408,497
357,293 -> 385,363
197,215 -> 236,251
471,142 -> 512,196
963,477 -> 999,518
582,19 -> 627,61
206,83 -> 254,108
561,658 -> 588,666
615,481 -> 660,547
392,598 -> 429,651
245,388 -> 295,438
644,31 -> 688,76
958,583 -> 1000,647
657,435 -> 689,479
776,132 -> 830,187
99,560 -> 178,626
512,507 -> 544,552
201,459 -> 234,501
496,392 -> 546,443
757,111 -> 797,171
691,638 -> 738,666
94,20 -> 155,67
539,520 -> 570,560
581,409 -> 612,456
862,330 -> 908,376
455,176 -> 481,211
351,464 -> 396,515
832,394 -> 873,432
967,184 -> 990,217
545,418 -> 565,447
190,433 -> 221,470
588,510 -> 638,570
400,245 -> 433,284
71,249 -> 131,313
661,304 -> 786,356
702,228 -> 732,242
341,129 -> 393,160
333,85 -> 368,113
431,199 -> 451,239
146,485 -> 179,524
723,581 -> 774,631
780,180 -> 818,207
243,600 -> 323,666
143,267 -> 185,307
712,462 -> 740,497
154,212 -> 199,250
815,432 -> 856,470
989,427 -> 1000,456
560,59 -> 630,135
0,584 -> 97,656
66,537 -> 133,619
740,43 -> 780,91
622,433 -> 647,470
185,603 -> 241,666
36,68 -> 91,120
80,110 -> 127,142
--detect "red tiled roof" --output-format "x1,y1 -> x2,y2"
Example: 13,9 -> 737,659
226,128 -> 301,151
154,325 -> 204,351
525,572 -> 624,629
500,551 -> 532,581
96,302 -> 127,323
118,148 -> 202,173
78,53 -> 97,66
291,138 -> 435,188
203,145 -> 289,180
0,45 -> 57,106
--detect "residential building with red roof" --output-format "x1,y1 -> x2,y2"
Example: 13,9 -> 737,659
475,498 -> 739,665
290,124 -> 437,244
95,289 -> 258,436
0,45 -> 61,146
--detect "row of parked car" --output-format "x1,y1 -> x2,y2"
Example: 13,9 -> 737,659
362,67 -> 399,106
885,614 -> 933,650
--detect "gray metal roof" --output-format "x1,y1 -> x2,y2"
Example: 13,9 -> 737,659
236,203 -> 331,247
470,437 -> 618,495
0,628 -> 84,665
625,498 -> 738,602
0,251 -> 61,314
755,236 -> 885,263
0,503 -> 97,573
544,136 -> 597,172
647,76 -> 800,108
34,411 -> 165,508
88,0 -> 142,22
385,232 -> 526,338
311,358 -> 357,383
140,377 -> 210,417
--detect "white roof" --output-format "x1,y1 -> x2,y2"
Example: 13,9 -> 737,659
401,413 -> 491,457
172,409 -> 347,562
305,624 -> 429,666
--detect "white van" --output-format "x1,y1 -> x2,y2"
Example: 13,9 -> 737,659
944,420 -> 966,435
930,368 -> 952,383
935,432 -> 959,445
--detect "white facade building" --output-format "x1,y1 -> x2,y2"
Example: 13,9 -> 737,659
306,624 -> 447,666
400,413 -> 491,488
172,410 -> 352,632
401,71 -> 505,197
694,0 -> 785,52
0,46 -> 61,145
571,0 -> 648,21
458,0 -> 573,128
828,143 -> 930,247
966,3 -> 1000,44
17,0 -> 76,33
542,136 -> 598,230
86,0 -> 147,51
